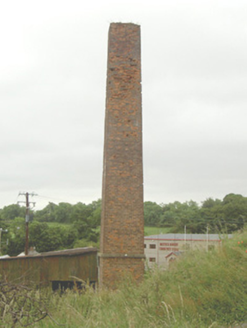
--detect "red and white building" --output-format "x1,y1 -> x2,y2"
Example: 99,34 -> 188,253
144,233 -> 232,269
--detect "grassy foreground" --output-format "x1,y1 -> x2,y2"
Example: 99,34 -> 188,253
16,231 -> 247,327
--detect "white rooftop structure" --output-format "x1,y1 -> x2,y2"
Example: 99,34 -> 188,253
145,233 -> 232,241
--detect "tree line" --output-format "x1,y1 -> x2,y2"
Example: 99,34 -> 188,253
0,200 -> 101,256
0,193 -> 246,256
144,193 -> 247,233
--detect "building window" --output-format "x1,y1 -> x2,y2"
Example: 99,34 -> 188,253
144,244 -> 146,248
149,257 -> 156,262
149,244 -> 156,249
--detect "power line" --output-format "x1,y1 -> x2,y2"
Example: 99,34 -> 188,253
37,194 -> 71,203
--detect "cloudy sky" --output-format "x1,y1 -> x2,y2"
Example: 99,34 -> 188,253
0,0 -> 247,210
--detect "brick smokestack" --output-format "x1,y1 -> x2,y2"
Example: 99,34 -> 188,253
99,23 -> 144,287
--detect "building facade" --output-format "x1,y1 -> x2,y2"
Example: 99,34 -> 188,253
144,234 -> 232,269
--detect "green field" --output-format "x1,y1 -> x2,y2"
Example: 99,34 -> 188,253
144,226 -> 171,236
46,223 -> 170,238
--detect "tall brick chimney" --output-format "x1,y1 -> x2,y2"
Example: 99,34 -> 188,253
99,23 -> 144,287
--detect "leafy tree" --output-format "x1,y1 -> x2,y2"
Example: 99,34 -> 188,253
162,201 -> 203,233
200,198 -> 224,232
1,204 -> 25,221
53,202 -> 73,223
63,226 -> 79,249
73,238 -> 98,248
0,217 -> 10,255
87,207 -> 101,229
221,193 -> 247,231
200,194 -> 247,233
29,221 -> 50,251
7,217 -> 26,256
144,201 -> 163,226
89,199 -> 102,211
29,222 -> 79,252
71,202 -> 93,223
34,202 -> 74,223
73,220 -> 92,240
35,200 -> 102,226
34,202 -> 57,222
39,226 -> 64,252
87,199 -> 101,228
71,201 -> 100,244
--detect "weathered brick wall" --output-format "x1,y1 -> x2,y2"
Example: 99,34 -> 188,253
99,23 -> 144,287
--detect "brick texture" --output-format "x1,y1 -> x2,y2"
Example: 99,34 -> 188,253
99,23 -> 144,287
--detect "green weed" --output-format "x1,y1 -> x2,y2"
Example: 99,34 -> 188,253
3,231 -> 247,328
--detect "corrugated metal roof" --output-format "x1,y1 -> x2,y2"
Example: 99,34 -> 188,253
145,233 -> 232,241
39,247 -> 98,257
0,247 -> 98,260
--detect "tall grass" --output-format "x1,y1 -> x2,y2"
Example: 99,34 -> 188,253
25,231 -> 247,327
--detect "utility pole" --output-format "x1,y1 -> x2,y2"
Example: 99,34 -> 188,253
18,192 -> 37,255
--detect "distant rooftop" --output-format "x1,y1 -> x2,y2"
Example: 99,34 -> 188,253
0,247 -> 98,260
145,233 -> 232,241
165,251 -> 183,258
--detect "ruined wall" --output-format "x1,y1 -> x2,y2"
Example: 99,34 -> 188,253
99,23 -> 144,287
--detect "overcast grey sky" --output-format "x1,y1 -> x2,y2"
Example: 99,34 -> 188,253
0,0 -> 247,209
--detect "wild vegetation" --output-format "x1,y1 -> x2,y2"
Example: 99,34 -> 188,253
144,193 -> 247,233
1,230 -> 246,327
0,193 -> 246,256
0,200 -> 101,256
0,195 -> 246,326
0,280 -> 49,327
